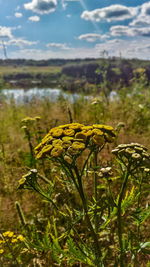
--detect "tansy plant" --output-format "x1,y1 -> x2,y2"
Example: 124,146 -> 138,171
18,123 -> 150,266
0,231 -> 25,265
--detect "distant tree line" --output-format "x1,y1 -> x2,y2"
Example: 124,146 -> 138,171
0,58 -> 95,67
1,57 -> 150,90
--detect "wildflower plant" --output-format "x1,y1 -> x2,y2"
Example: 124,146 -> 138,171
21,116 -> 42,167
18,123 -> 150,266
0,231 -> 25,265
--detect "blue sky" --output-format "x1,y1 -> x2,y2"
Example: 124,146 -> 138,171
1,0 -> 150,59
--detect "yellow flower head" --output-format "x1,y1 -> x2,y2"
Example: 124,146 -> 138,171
92,129 -> 104,136
0,249 -> 4,254
93,124 -> 114,133
58,124 -> 70,129
42,134 -> 53,145
69,123 -> 83,130
51,146 -> 64,157
63,128 -> 75,136
36,151 -> 43,159
52,139 -> 63,147
75,132 -> 87,141
50,127 -> 63,137
81,126 -> 93,131
72,142 -> 85,150
102,125 -> 114,131
82,130 -> 93,137
134,68 -> 145,74
62,140 -> 72,148
34,143 -> 43,154
41,145 -> 53,155
21,117 -> 36,126
17,235 -> 25,242
62,136 -> 73,142
3,231 -> 14,238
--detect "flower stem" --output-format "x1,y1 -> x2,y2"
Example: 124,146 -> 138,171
117,167 -> 130,267
73,165 -> 102,265
94,151 -> 99,233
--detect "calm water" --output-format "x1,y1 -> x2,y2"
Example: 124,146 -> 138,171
0,88 -> 117,104
0,88 -> 89,103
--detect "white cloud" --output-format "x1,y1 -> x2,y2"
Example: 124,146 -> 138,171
81,5 -> 138,22
130,16 -> 150,27
24,0 -> 57,15
6,38 -> 38,47
78,33 -> 109,42
46,42 -> 70,50
15,12 -> 23,18
110,26 -> 133,36
129,2 -> 150,27
28,15 -> 40,22
8,38 -> 150,60
95,38 -> 150,60
9,47 -> 99,59
110,25 -> 150,37
0,26 -> 13,39
140,1 -> 150,16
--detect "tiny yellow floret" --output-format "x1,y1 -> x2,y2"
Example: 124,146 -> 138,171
11,238 -> 18,243
72,142 -> 85,150
18,177 -> 26,185
63,128 -> 75,136
50,127 -> 63,137
51,146 -> 64,157
17,235 -> 25,241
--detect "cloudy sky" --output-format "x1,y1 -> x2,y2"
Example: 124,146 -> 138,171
1,0 -> 150,59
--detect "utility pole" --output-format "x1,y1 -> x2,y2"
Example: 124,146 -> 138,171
1,39 -> 8,59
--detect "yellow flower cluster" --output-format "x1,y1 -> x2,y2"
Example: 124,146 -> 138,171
21,116 -> 41,127
134,68 -> 145,74
35,123 -> 115,161
0,231 -> 25,255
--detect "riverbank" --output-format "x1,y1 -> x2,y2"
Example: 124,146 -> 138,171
1,57 -> 150,93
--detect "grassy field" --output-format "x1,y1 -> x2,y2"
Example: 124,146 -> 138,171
0,75 -> 150,266
0,65 -> 62,75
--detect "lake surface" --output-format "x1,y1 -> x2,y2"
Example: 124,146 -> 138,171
0,88 -> 117,104
0,88 -> 89,103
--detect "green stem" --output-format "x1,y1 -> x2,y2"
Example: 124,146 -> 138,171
59,158 -> 80,193
15,201 -> 27,227
73,165 -> 102,264
117,167 -> 130,267
81,149 -> 94,177
28,180 -> 59,210
94,151 -> 99,233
